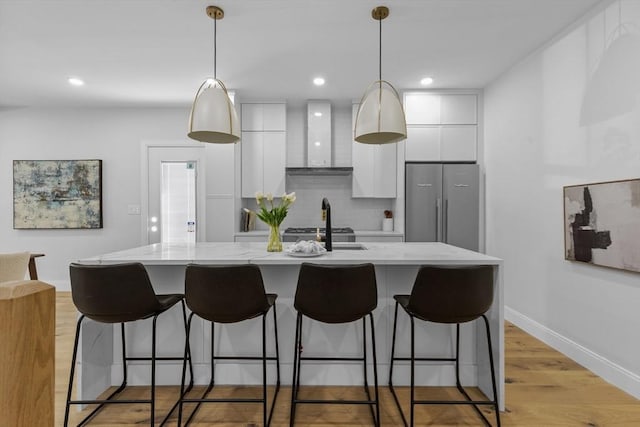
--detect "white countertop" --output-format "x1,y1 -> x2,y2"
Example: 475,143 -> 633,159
233,230 -> 404,237
79,242 -> 501,266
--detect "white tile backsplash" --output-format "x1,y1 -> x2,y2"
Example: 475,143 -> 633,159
245,175 -> 393,231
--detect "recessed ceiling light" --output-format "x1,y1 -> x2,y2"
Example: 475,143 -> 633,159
420,77 -> 434,86
313,77 -> 325,86
314,141 -> 321,147
68,77 -> 85,86
314,112 -> 323,117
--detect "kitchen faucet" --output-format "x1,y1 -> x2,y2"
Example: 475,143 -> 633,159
321,197 -> 332,251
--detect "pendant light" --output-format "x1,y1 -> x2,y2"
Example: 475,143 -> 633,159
354,6 -> 407,145
188,5 -> 240,144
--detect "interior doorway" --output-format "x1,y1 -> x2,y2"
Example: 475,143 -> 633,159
142,143 -> 206,245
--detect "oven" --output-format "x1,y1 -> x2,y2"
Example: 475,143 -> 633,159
283,227 -> 356,243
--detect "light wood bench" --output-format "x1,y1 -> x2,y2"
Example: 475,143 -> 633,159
0,280 -> 55,427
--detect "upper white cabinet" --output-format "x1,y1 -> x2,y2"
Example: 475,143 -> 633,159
440,95 -> 477,124
404,92 -> 478,161
241,103 -> 286,197
241,103 -> 287,131
405,94 -> 441,124
351,104 -> 397,198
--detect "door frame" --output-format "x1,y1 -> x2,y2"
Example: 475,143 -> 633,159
140,140 -> 207,245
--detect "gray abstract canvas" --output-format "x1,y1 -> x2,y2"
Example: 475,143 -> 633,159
13,160 -> 103,229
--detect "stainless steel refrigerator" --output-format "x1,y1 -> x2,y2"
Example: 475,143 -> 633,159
405,163 -> 479,251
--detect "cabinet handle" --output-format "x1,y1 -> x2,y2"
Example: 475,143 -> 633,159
454,184 -> 469,187
444,199 -> 448,243
436,198 -> 441,241
417,183 -> 432,187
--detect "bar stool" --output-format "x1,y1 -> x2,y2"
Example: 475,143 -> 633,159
388,265 -> 500,427
179,264 -> 280,426
64,262 -> 193,427
290,263 -> 380,427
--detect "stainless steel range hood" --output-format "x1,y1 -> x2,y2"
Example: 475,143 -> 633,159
286,166 -> 353,176
286,101 -> 353,176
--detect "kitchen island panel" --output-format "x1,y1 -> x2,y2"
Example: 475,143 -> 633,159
76,242 -> 504,410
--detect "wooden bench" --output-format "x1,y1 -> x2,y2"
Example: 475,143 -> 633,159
0,280 -> 55,427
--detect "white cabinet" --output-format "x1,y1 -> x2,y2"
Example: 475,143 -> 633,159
405,126 -> 476,162
241,104 -> 286,131
241,131 -> 286,197
404,93 -> 478,161
351,104 -> 397,198
441,95 -> 477,124
405,94 -> 441,125
241,103 -> 287,197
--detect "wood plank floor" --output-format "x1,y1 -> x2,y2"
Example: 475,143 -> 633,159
55,292 -> 640,426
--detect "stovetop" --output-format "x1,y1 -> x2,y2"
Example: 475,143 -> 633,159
284,227 -> 355,234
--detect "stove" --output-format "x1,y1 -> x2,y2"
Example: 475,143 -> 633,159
283,227 -> 356,242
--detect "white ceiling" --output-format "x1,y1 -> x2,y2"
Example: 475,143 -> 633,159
0,0 -> 602,108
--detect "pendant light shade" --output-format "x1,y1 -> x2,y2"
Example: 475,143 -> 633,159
188,6 -> 240,144
354,6 -> 407,145
188,78 -> 240,143
354,80 -> 406,144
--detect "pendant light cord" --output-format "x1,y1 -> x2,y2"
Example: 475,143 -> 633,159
213,16 -> 217,80
379,16 -> 382,82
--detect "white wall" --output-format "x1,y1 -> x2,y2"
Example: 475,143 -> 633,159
484,0 -> 640,397
0,107 -> 194,289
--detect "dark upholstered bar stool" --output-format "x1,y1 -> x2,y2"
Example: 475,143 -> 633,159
179,264 -> 280,426
65,263 -> 193,427
290,263 -> 380,427
388,265 -> 500,427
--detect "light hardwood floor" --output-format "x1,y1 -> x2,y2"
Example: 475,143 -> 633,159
55,292 -> 640,426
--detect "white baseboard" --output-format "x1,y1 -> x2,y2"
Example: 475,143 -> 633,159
505,306 -> 640,399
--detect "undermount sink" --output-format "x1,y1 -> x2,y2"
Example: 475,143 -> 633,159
331,242 -> 367,250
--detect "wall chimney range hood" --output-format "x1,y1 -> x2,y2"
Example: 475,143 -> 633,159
286,100 -> 353,176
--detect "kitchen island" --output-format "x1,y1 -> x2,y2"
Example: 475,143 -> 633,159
76,242 -> 504,410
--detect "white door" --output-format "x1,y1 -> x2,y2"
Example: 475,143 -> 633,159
145,144 -> 206,244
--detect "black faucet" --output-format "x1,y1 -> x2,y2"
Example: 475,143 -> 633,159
321,197 -> 332,251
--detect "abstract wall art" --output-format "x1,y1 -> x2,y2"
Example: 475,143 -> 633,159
13,160 -> 103,229
564,178 -> 640,273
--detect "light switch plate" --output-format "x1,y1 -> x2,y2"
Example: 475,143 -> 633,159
127,204 -> 141,215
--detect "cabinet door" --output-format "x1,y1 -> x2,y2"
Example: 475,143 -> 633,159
262,104 -> 286,131
440,95 -> 477,124
352,138 -> 375,197
241,132 -> 263,197
373,144 -> 397,197
262,132 -> 286,196
440,126 -> 477,161
404,94 -> 440,125
405,126 -> 441,161
241,104 -> 263,131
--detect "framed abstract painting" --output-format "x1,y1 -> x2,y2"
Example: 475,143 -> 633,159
564,178 -> 640,273
13,159 -> 103,229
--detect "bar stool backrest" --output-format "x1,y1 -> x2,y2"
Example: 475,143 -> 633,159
69,263 -> 163,323
408,265 -> 494,324
295,263 -> 377,324
185,264 -> 270,323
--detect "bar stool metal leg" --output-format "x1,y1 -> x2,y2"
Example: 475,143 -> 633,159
369,313 -> 381,427
388,301 -> 408,427
289,312 -> 302,427
483,315 -> 501,427
63,315 -> 85,426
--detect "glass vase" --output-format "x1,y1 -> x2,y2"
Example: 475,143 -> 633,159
267,224 -> 283,252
